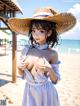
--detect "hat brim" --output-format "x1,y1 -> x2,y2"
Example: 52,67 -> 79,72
8,12 -> 76,35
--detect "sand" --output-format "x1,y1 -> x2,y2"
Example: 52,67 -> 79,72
57,53 -> 80,106
0,51 -> 80,106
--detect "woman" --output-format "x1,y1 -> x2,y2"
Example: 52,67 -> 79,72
8,7 -> 76,106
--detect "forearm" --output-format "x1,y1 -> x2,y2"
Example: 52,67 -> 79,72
48,68 -> 58,84
18,68 -> 24,76
17,61 -> 29,76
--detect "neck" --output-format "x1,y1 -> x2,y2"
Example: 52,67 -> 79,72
33,42 -> 49,50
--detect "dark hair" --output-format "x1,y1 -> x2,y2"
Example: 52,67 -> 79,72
28,19 -> 59,47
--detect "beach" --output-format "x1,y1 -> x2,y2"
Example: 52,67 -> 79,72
58,53 -> 80,106
0,51 -> 80,106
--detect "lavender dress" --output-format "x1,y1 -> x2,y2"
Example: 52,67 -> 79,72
20,45 -> 61,106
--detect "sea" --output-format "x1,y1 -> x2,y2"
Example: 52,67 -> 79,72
54,39 -> 80,54
17,39 -> 80,54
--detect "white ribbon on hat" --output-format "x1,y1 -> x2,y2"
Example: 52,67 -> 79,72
33,12 -> 53,18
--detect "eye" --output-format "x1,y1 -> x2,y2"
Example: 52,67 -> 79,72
31,29 -> 35,33
40,30 -> 45,33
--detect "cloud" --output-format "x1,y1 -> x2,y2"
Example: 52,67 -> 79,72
68,3 -> 80,19
61,3 -> 80,40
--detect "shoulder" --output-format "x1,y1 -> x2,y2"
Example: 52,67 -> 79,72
49,49 -> 58,64
21,45 -> 30,55
52,49 -> 58,56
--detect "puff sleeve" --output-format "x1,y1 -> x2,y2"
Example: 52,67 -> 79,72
50,60 -> 61,81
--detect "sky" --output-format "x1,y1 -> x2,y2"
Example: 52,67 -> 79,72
16,0 -> 80,40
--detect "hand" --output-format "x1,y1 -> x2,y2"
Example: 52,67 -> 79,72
18,56 -> 35,71
18,61 -> 29,70
35,57 -> 52,73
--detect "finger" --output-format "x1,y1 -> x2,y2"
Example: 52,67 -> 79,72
27,64 -> 34,70
25,62 -> 29,66
22,62 -> 29,67
37,66 -> 46,70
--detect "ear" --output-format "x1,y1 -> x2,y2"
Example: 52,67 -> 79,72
47,30 -> 52,37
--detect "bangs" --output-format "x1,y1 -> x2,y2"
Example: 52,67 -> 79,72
30,20 -> 56,31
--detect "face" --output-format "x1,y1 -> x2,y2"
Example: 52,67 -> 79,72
31,25 -> 51,44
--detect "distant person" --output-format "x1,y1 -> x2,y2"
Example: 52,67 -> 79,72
8,7 -> 76,106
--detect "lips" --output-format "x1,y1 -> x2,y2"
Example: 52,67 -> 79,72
35,39 -> 40,41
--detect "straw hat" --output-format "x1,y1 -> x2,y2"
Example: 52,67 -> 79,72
8,7 -> 76,35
